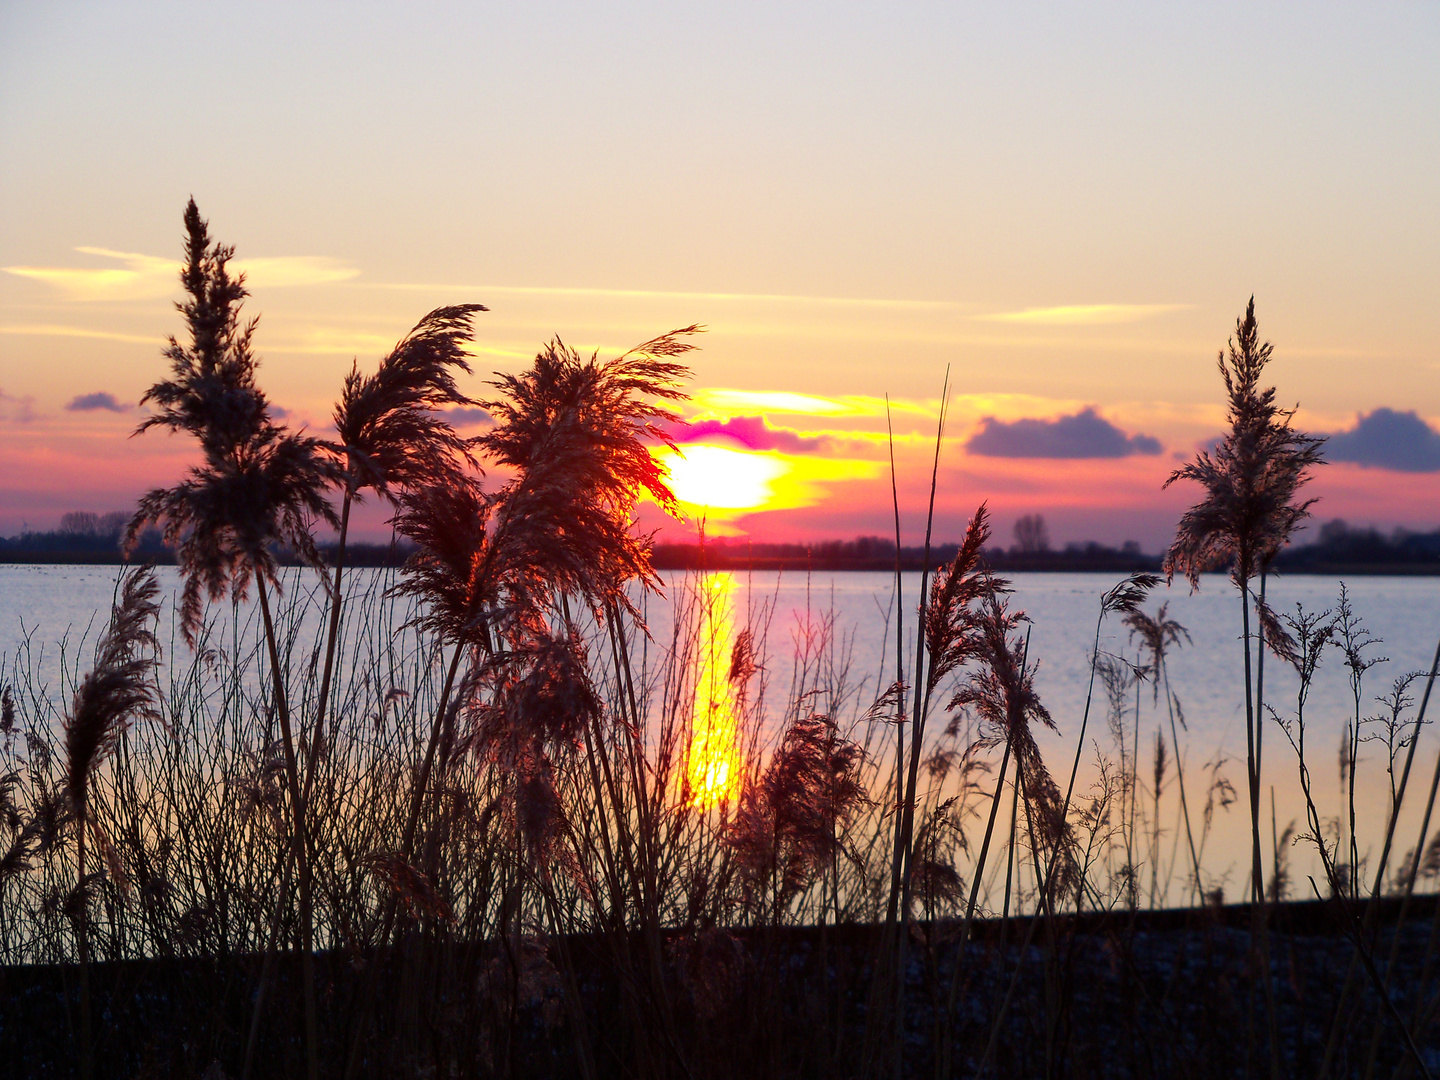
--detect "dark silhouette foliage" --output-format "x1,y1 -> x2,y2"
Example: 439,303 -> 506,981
127,200 -> 342,642
333,304 -> 487,500
64,570 -> 161,815
1164,298 -> 1326,588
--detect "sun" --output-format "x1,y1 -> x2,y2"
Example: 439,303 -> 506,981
655,444 -> 790,511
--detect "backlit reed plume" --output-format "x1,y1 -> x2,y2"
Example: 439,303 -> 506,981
1164,298 -> 1325,591
1126,602 -> 1203,899
952,592 -> 1076,903
464,633 -> 603,875
922,503 -> 1007,696
1162,298 -> 1324,902
126,200 -> 338,1080
478,328 -> 698,623
333,304 -> 486,500
898,504 -> 1003,924
730,712 -> 866,915
312,304 -> 488,776
389,329 -> 696,875
1165,298 -> 1323,1076
390,479 -> 496,857
63,568 -> 160,1080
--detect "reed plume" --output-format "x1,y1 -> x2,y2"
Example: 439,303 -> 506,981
730,713 -> 866,911
896,505 -> 1002,926
135,200 -> 268,461
462,631 -> 604,875
1126,602 -> 1203,900
64,569 -> 162,815
1163,301 -> 1323,1079
332,304 -> 487,500
1164,298 -> 1325,591
63,567 -> 160,1080
127,200 -> 343,641
392,478 -> 497,646
127,200 -> 338,1080
478,328 -> 697,623
310,304 -> 487,801
387,327 -> 696,895
952,592 -> 1076,903
922,504 -> 1006,696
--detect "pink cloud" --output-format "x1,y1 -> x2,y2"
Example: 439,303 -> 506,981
661,415 -> 833,454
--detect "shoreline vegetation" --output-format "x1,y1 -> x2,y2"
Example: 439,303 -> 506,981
5,521 -> 1440,574
7,203 -> 1440,1079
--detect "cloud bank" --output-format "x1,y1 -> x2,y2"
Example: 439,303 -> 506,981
66,392 -> 128,413
966,407 -> 1162,459
1325,408 -> 1440,472
440,406 -> 493,428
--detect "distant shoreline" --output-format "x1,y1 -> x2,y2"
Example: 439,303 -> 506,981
5,550 -> 1440,575
7,520 -> 1439,574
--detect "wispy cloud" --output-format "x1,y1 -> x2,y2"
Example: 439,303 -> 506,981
0,388 -> 36,424
976,303 -> 1191,325
65,392 -> 129,413
361,281 -> 972,310
4,247 -> 358,301
0,323 -> 167,345
265,328 -> 531,359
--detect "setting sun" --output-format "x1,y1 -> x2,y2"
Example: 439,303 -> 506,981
656,444 -> 789,511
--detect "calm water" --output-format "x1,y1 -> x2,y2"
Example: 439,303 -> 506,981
4,563 -> 1438,903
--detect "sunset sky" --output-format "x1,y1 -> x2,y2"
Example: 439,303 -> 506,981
3,2 -> 1438,548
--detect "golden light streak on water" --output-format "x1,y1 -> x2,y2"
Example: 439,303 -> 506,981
685,572 -> 744,806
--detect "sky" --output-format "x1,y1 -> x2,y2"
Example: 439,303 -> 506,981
2,1 -> 1439,549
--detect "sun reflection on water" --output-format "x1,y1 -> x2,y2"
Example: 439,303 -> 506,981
686,572 -> 744,807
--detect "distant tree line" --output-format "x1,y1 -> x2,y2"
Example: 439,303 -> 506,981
5,510 -> 1440,573
0,512 -> 410,567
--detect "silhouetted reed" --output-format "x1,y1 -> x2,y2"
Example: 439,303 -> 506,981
127,200 -> 343,1080
1165,298 -> 1326,1077
62,568 -> 161,1080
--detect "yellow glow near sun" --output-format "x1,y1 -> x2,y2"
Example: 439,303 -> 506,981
657,445 -> 790,511
694,389 -> 858,416
691,388 -> 938,420
686,572 -> 744,806
651,443 -> 885,520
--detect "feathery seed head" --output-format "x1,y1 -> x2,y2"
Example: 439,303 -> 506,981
1164,299 -> 1326,590
63,569 -> 161,818
333,304 -> 487,500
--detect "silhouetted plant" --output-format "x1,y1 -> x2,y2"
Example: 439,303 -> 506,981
126,199 -> 340,1080
730,712 -> 866,918
129,202 -> 342,642
62,568 -> 160,1080
313,303 -> 486,797
478,328 -> 697,625
1126,602 -> 1201,900
1164,297 -> 1325,909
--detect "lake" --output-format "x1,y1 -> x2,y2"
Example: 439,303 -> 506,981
3,562 -> 1438,907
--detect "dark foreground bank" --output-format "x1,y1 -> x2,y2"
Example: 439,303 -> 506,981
5,897 -> 1440,1080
